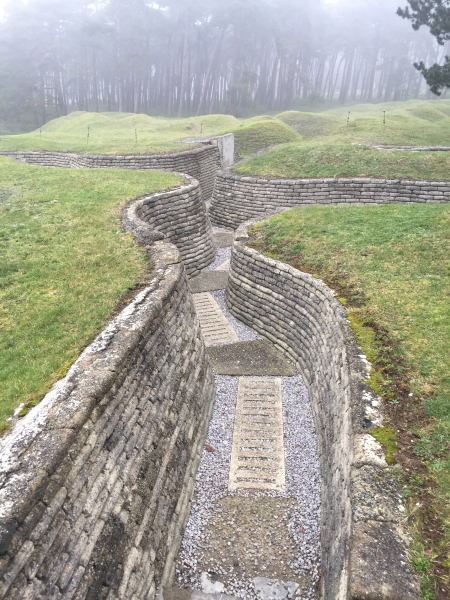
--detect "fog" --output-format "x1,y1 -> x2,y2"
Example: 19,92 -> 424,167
0,0 -> 445,128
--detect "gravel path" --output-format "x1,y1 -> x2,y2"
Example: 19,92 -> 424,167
176,238 -> 322,599
206,247 -> 232,272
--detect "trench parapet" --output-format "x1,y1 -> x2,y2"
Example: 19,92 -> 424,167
123,173 -> 215,277
210,170 -> 450,229
0,188 -> 216,600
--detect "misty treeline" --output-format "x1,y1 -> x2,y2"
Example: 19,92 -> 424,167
0,0 -> 446,128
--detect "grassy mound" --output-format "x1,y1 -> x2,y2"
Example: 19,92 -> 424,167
0,111 -> 240,155
5,99 -> 450,158
233,120 -> 301,157
243,115 -> 276,123
248,203 -> 450,596
233,142 -> 450,179
321,99 -> 450,146
276,111 -> 339,137
0,157 -> 180,431
325,99 -> 450,118
406,106 -> 448,123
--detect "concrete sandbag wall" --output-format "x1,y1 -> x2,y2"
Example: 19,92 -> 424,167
0,144 -> 220,201
226,228 -> 419,600
124,174 -> 215,278
210,170 -> 450,229
0,196 -> 216,599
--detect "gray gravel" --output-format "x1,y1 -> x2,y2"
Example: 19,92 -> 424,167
176,375 -> 321,599
213,226 -> 232,233
211,290 -> 260,342
281,378 -> 321,585
206,247 -> 232,272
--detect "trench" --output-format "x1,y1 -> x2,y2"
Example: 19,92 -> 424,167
0,147 -> 419,600
171,231 -> 322,600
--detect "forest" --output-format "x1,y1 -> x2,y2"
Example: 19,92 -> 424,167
0,0 -> 448,129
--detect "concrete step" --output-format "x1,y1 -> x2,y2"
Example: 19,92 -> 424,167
206,340 -> 297,376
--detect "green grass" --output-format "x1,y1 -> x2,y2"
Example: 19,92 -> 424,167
0,157 -> 180,430
249,203 -> 449,418
276,110 -> 339,138
0,110 -> 302,157
233,142 -> 450,179
4,98 -> 450,160
232,120 -> 301,157
248,203 -> 450,596
282,98 -> 450,146
231,99 -> 450,179
0,111 -> 241,155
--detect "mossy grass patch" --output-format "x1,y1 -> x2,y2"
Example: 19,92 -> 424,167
247,203 -> 450,597
0,157 -> 181,432
371,427 -> 399,465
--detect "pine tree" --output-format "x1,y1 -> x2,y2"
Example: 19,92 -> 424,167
398,0 -> 450,93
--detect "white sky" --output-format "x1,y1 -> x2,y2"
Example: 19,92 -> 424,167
0,0 -> 13,21
0,0 -> 30,21
0,0 -> 345,20
0,0 -> 357,23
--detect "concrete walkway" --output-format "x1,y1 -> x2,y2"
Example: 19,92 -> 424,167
170,233 -> 322,600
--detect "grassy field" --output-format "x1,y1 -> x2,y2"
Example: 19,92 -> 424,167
233,143 -> 450,179
0,110 -> 301,157
232,99 -> 450,179
248,204 -> 450,598
0,157 -> 180,432
0,112 -> 241,154
4,99 -> 450,165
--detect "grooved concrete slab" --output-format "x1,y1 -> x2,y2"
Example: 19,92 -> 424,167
190,271 -> 229,293
216,259 -> 230,271
206,340 -> 297,376
213,232 -> 235,248
193,293 -> 239,346
229,378 -> 285,491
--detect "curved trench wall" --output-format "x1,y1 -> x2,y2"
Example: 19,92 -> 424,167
0,197 -> 215,599
0,144 -> 220,201
210,170 -> 450,228
226,228 -> 419,600
124,174 -> 215,277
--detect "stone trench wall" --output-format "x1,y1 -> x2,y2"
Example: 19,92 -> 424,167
226,225 -> 420,600
0,191 -> 216,600
210,170 -> 450,228
125,174 -> 215,278
0,144 -> 220,201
